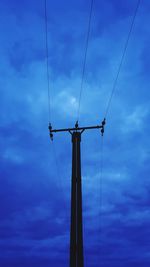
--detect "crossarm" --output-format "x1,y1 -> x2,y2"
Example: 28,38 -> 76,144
48,119 -> 106,140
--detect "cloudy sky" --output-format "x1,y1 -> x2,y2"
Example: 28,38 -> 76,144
0,0 -> 150,266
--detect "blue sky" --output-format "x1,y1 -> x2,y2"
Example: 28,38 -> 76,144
0,0 -> 150,266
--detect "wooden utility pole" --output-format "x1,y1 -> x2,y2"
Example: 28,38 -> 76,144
49,119 -> 105,267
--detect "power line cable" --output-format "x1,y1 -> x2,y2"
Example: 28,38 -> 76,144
44,1 -> 68,214
44,0 -> 72,232
99,135 -> 104,259
44,0 -> 51,122
99,1 -> 141,258
77,0 -> 94,122
104,0 -> 141,118
52,143 -> 69,212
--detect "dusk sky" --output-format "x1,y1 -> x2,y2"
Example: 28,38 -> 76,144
0,0 -> 150,266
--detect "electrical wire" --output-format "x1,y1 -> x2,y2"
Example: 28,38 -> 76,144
104,0 -> 141,118
52,143 -> 68,212
44,0 -> 51,123
98,1 -> 141,259
44,0 -> 68,216
77,0 -> 94,122
99,135 -> 104,259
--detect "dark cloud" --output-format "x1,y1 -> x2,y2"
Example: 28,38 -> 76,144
0,0 -> 150,266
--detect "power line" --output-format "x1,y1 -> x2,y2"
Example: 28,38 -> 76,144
104,0 -> 141,118
52,142 -> 68,212
44,1 -> 71,231
45,0 -> 68,217
44,0 -> 51,122
98,1 -> 141,258
99,135 -> 104,260
44,1 -> 61,212
77,0 -> 94,122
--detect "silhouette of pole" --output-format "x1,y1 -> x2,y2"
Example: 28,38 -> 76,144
48,119 -> 106,267
70,131 -> 84,267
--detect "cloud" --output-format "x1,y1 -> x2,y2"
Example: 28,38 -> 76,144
0,0 -> 150,266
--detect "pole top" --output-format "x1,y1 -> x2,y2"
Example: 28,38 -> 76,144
48,119 -> 106,141
72,131 -> 81,143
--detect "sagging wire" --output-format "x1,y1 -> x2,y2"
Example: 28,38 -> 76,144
44,1 -> 68,218
44,0 -> 52,123
99,134 -> 104,260
77,0 -> 94,123
52,143 -> 69,212
104,0 -> 141,119
98,1 -> 141,259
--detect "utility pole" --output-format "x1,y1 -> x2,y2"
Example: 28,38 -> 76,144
49,119 -> 106,267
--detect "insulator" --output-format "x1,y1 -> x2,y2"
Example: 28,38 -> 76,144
48,123 -> 52,131
50,133 -> 53,141
102,118 -> 106,126
101,127 -> 104,136
75,121 -> 78,129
